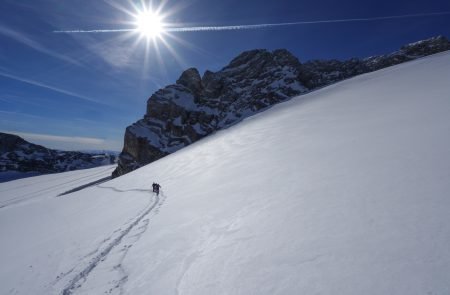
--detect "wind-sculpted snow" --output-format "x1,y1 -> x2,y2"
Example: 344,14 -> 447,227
1,51 -> 450,294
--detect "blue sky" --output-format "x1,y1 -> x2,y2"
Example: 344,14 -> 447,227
1,0 -> 449,151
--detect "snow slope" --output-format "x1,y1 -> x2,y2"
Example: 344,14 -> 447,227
0,165 -> 116,209
1,51 -> 450,294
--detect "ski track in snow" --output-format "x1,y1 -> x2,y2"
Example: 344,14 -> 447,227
57,187 -> 165,295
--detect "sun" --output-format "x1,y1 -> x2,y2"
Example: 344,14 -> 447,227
135,10 -> 164,38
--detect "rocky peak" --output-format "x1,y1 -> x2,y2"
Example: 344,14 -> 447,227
221,49 -> 302,80
272,49 -> 302,67
224,49 -> 268,69
399,35 -> 450,56
176,67 -> 203,96
201,70 -> 223,99
113,36 -> 450,178
0,132 -> 28,153
201,70 -> 216,87
113,48 -> 309,177
300,36 -> 450,89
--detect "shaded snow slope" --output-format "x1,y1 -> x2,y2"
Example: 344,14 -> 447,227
0,165 -> 116,209
2,52 -> 450,294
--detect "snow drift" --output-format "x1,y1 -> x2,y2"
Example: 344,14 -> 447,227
1,51 -> 450,294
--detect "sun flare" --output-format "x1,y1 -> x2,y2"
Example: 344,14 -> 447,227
135,10 -> 164,38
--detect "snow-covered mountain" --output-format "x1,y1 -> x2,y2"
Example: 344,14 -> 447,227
1,50 -> 450,294
0,132 -> 118,182
113,35 -> 450,177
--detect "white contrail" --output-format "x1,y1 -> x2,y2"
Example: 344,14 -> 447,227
167,12 -> 450,32
54,11 -> 450,34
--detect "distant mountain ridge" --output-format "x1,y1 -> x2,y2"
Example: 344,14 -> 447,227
113,36 -> 450,177
0,132 -> 117,182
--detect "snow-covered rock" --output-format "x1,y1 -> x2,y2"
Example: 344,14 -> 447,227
114,36 -> 450,177
113,48 -> 308,177
0,132 -> 117,182
300,35 -> 450,88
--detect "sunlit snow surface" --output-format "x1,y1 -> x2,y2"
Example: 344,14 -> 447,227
1,52 -> 450,294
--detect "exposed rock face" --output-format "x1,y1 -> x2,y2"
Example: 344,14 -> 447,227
299,36 -> 450,88
0,132 -> 117,182
113,49 -> 307,177
113,36 -> 450,177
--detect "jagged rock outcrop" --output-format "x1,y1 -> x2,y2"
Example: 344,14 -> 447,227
300,36 -> 450,88
0,132 -> 117,182
113,36 -> 450,177
113,49 -> 307,177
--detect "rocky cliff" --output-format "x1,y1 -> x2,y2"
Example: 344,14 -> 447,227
113,49 -> 307,177
113,36 -> 450,177
0,132 -> 117,182
300,36 -> 450,88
